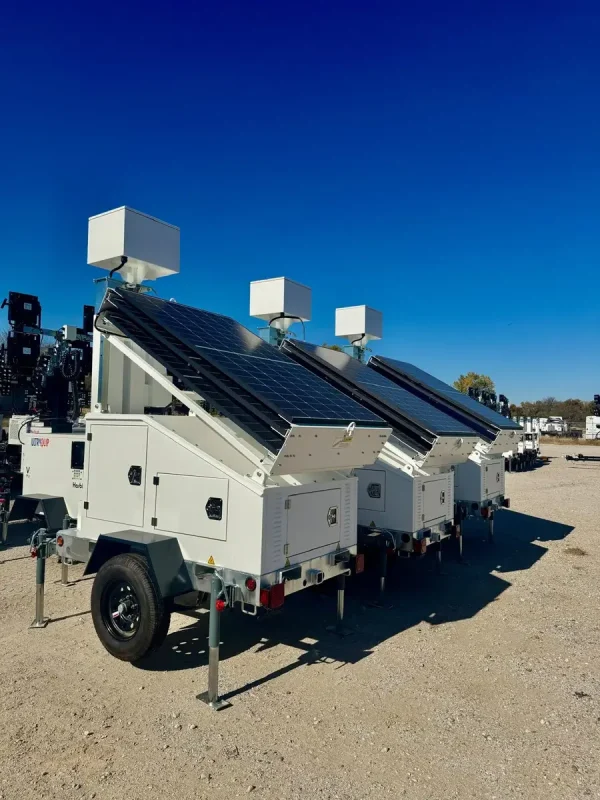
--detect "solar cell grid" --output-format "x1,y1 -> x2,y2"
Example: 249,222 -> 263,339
372,357 -> 521,431
286,342 -> 476,437
111,290 -> 384,427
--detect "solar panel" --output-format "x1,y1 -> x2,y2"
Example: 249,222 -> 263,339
370,357 -> 521,432
281,341 -> 476,442
100,289 -> 384,453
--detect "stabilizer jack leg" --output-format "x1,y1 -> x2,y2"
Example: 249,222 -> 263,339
327,573 -> 352,637
488,515 -> 495,544
369,546 -> 393,608
198,572 -> 230,711
30,541 -> 50,628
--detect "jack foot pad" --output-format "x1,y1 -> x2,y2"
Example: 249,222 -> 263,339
30,618 -> 49,629
197,692 -> 231,711
326,624 -> 353,637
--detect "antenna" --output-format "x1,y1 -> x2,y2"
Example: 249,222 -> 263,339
87,207 -> 180,287
249,277 -> 311,346
335,305 -> 383,362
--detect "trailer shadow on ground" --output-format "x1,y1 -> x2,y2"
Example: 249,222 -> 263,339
0,520 -> 37,558
138,509 -> 575,701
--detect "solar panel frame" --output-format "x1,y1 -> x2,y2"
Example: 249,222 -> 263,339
369,356 -> 522,436
281,341 -> 478,449
101,289 -> 384,443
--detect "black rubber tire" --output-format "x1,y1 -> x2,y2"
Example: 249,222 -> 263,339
91,553 -> 171,663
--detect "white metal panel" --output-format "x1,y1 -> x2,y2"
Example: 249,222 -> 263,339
483,458 -> 505,499
21,432 -> 86,517
357,468 -> 386,512
154,473 -> 228,541
422,475 -> 451,525
356,463 -> 454,534
286,488 -> 341,558
85,424 -> 148,527
271,424 -> 391,475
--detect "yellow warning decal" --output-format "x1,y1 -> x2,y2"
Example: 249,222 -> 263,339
207,555 -> 215,566
370,520 -> 376,528
285,557 -> 290,567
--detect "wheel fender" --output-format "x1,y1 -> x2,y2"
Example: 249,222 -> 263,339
85,531 -> 193,599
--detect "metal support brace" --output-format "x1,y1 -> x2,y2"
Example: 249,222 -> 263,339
198,573 -> 230,711
1,511 -> 7,545
30,547 -> 49,628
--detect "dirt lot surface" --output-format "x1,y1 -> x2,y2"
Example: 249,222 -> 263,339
1,444 -> 599,800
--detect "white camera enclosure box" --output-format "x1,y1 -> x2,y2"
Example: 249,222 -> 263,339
88,207 -> 180,284
250,277 -> 311,330
335,305 -> 383,343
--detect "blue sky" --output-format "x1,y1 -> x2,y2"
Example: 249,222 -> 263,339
1,1 -> 598,403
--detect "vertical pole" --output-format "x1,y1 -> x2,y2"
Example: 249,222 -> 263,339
60,516 -> 71,586
488,514 -> 494,544
328,573 -> 352,636
1,511 -> 7,544
436,544 -> 443,574
198,573 -> 230,710
378,547 -> 388,602
30,545 -> 49,628
336,573 -> 345,627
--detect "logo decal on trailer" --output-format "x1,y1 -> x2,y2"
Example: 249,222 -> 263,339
31,438 -> 50,447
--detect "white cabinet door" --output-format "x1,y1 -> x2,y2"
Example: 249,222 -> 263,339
286,488 -> 341,558
86,425 -> 148,527
154,473 -> 228,542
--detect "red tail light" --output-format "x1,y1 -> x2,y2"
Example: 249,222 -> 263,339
30,547 -> 38,558
245,577 -> 257,592
481,507 -> 489,519
354,553 -> 365,574
215,599 -> 226,612
260,583 -> 285,609
56,535 -> 64,547
413,539 -> 427,555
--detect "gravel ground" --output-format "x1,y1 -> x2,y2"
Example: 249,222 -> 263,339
0,443 -> 599,800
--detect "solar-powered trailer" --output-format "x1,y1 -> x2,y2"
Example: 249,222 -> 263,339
24,208 -> 392,708
281,340 -> 482,577
367,357 -> 521,536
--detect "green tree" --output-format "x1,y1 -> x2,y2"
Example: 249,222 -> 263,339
322,343 -> 344,352
453,372 -> 495,394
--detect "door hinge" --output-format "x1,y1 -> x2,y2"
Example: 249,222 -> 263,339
153,476 -> 160,485
86,433 -> 92,441
151,516 -> 157,527
284,498 -> 291,509
83,501 -> 89,510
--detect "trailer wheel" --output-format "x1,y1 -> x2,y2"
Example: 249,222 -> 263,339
91,553 -> 171,663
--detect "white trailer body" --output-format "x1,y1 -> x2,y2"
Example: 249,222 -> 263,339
585,416 -> 600,440
280,341 -> 484,554
357,466 -> 453,538
64,413 -> 362,596
453,456 -> 505,504
20,430 -> 86,518
365,356 -> 522,518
